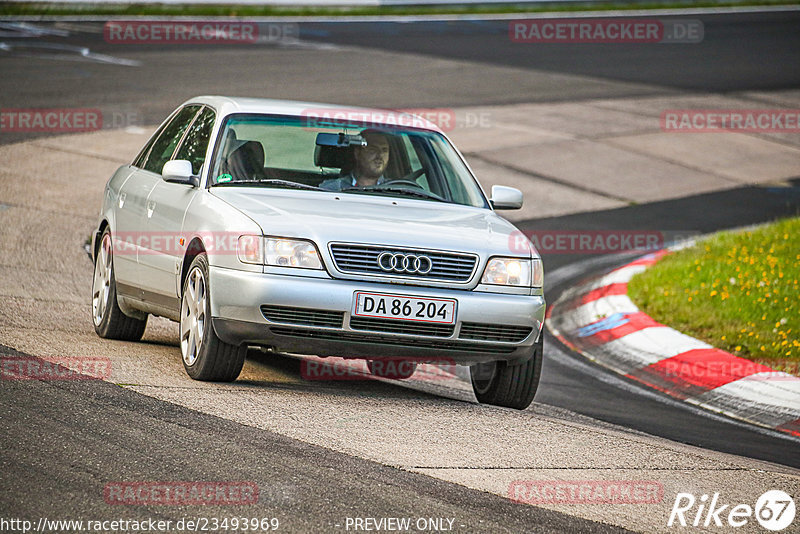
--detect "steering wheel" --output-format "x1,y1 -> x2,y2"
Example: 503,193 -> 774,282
384,169 -> 426,188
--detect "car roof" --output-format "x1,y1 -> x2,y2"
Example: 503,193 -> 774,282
182,95 -> 444,134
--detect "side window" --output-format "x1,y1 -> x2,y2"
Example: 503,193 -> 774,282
132,118 -> 171,168
174,107 -> 216,175
133,135 -> 154,168
143,105 -> 201,174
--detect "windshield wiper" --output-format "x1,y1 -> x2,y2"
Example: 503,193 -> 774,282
343,185 -> 447,203
212,179 -> 322,191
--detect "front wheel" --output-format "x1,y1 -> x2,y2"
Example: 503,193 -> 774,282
470,335 -> 543,410
92,228 -> 148,341
180,254 -> 245,381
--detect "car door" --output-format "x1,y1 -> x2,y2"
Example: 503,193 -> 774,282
113,109 -> 176,292
115,104 -> 202,299
104,165 -> 138,291
138,105 -> 216,308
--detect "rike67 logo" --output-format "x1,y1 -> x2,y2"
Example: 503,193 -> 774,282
668,490 -> 795,531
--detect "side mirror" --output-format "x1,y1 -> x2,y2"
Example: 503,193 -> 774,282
490,185 -> 523,210
162,160 -> 199,187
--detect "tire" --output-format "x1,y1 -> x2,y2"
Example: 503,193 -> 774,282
92,228 -> 148,341
367,359 -> 417,380
470,335 -> 543,410
180,254 -> 245,381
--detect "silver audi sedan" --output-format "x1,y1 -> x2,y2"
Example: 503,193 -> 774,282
91,96 -> 545,409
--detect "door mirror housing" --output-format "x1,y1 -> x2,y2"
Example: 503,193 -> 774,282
162,160 -> 199,187
490,185 -> 523,210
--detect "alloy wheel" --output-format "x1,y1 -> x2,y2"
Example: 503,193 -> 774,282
91,233 -> 113,326
180,266 -> 207,366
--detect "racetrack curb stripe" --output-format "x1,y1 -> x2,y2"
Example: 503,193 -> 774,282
548,250 -> 800,438
572,282 -> 628,309
576,312 -> 663,346
626,348 -> 775,399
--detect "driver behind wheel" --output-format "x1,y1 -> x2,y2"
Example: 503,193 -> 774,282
320,129 -> 391,191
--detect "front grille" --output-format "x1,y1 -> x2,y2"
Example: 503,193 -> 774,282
261,305 -> 344,328
460,323 -> 533,343
350,317 -> 455,338
329,243 -> 477,282
269,327 -> 516,354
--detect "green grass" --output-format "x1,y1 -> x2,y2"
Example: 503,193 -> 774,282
627,218 -> 799,373
1,0 -> 798,17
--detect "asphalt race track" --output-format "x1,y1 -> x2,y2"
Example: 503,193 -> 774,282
1,9 -> 799,533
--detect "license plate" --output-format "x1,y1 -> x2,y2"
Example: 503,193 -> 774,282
353,292 -> 456,324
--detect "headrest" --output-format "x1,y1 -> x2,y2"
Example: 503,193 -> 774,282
229,140 -> 265,167
222,140 -> 266,181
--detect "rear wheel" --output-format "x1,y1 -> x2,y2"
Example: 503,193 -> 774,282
470,335 -> 543,409
367,359 -> 417,380
180,254 -> 245,381
92,229 -> 148,341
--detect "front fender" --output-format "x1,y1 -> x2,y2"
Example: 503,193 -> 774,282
178,190 -> 264,289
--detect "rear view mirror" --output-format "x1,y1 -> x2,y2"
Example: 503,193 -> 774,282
490,185 -> 523,210
316,132 -> 367,148
162,160 -> 199,187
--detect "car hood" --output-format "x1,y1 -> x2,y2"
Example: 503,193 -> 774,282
210,188 -> 532,258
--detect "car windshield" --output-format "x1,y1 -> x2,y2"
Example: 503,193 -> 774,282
209,114 -> 489,208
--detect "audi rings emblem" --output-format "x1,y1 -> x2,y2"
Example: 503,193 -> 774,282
377,252 -> 433,275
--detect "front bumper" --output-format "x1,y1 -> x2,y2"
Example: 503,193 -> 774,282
209,266 -> 545,365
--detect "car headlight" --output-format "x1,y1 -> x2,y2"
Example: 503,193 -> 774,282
264,238 -> 323,269
481,257 -> 543,288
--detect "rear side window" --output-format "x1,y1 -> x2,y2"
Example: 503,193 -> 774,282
132,114 -> 174,169
143,105 -> 201,174
174,107 -> 216,175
